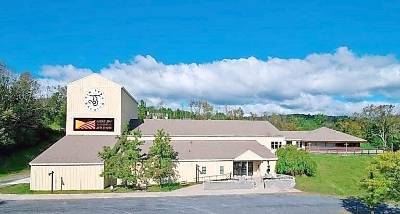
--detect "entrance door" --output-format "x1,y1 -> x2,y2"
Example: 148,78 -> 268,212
233,161 -> 253,176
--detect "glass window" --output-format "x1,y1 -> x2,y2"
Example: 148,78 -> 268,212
233,161 -> 253,176
248,161 -> 253,176
220,166 -> 224,174
201,166 -> 206,174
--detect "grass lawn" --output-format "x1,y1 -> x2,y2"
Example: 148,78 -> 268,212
0,183 -> 190,194
0,131 -> 63,178
295,154 -> 373,197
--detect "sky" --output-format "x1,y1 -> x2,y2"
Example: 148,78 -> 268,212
1,0 -> 400,115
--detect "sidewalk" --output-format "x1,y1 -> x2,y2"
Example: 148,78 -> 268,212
0,184 -> 300,201
0,177 -> 30,187
0,171 -> 30,187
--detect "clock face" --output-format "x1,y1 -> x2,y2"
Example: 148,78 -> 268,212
84,89 -> 105,111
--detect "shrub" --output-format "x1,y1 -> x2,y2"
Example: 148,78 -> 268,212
276,145 -> 317,176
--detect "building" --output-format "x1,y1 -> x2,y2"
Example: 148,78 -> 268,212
29,74 -> 366,191
281,127 -> 366,152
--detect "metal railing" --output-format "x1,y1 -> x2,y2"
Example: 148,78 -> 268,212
199,173 -> 232,182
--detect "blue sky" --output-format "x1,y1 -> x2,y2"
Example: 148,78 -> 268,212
1,1 -> 400,115
1,0 -> 399,73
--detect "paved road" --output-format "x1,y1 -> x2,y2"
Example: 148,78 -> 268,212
0,193 -> 398,214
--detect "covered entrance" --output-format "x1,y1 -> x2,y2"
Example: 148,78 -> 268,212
233,161 -> 253,176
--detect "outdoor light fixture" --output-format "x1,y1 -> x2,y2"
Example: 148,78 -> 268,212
48,171 -> 54,193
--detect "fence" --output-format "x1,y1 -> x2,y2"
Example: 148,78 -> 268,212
307,146 -> 384,155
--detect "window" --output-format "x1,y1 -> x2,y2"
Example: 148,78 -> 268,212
201,166 -> 206,174
233,161 -> 253,176
220,166 -> 224,175
286,141 -> 292,145
271,141 -> 283,149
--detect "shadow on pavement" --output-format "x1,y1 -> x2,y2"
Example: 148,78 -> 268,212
341,197 -> 400,214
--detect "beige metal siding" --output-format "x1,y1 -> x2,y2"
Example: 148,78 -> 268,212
121,88 -> 138,128
66,74 -> 123,136
175,160 -> 233,183
30,164 -> 105,190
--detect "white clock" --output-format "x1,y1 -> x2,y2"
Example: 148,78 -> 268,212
84,89 -> 105,111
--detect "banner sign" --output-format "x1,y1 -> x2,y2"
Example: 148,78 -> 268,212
73,118 -> 114,132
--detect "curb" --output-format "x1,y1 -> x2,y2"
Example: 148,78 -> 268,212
0,188 -> 301,201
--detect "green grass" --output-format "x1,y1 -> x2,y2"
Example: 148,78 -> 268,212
0,183 -> 189,194
147,183 -> 188,192
295,154 -> 373,196
0,183 -> 32,194
0,131 -> 63,178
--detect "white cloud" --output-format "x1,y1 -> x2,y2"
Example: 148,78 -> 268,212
38,47 -> 400,115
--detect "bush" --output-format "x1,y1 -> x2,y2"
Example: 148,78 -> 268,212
276,145 -> 317,176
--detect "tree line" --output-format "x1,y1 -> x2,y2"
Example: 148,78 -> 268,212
1,61 -> 399,152
139,99 -> 400,151
0,63 -> 66,152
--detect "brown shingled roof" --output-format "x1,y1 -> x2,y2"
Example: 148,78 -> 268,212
30,135 -> 118,164
136,119 -> 280,136
281,127 -> 366,142
279,130 -> 310,140
304,127 -> 366,142
141,140 -> 276,160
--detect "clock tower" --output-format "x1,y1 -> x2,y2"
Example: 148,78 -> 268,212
65,74 -> 138,136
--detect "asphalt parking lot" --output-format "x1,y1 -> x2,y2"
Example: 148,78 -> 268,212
1,193 -> 398,214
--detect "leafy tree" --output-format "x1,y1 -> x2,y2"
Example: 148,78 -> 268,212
276,145 -> 317,176
0,67 -> 43,148
138,100 -> 147,119
360,152 -> 400,213
335,119 -> 364,139
42,86 -> 67,130
356,105 -> 399,150
190,99 -> 214,119
99,128 -> 145,187
145,129 -> 177,186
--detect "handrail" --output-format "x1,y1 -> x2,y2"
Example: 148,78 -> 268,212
199,173 -> 232,182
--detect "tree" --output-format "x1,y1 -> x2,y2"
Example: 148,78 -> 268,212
357,105 -> 399,150
335,119 -> 364,139
138,100 -> 147,119
227,107 -> 244,120
145,129 -> 177,186
0,67 -> 44,148
276,145 -> 317,176
42,86 -> 67,130
360,152 -> 400,213
99,128 -> 145,187
189,99 -> 214,119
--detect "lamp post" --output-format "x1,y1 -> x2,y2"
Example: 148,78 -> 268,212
48,171 -> 54,193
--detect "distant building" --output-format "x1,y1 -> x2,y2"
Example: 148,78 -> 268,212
29,74 -> 365,191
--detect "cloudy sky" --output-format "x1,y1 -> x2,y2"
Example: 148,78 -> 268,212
1,1 -> 400,115
38,47 -> 400,115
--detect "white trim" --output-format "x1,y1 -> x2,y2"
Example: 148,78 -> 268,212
139,134 -> 282,137
175,158 -> 277,162
30,163 -> 104,166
